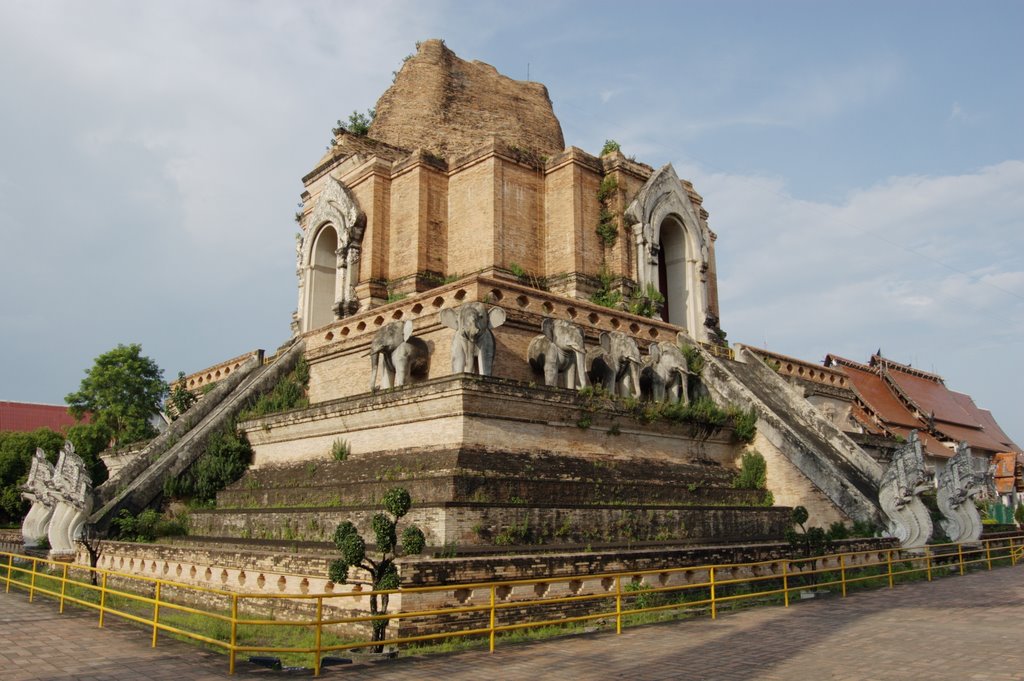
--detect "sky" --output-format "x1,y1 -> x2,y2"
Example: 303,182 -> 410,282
1,1 -> 1021,444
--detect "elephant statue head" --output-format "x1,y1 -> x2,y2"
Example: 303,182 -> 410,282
641,341 -> 690,404
440,302 -> 507,376
586,331 -> 641,397
527,318 -> 588,389
368,320 -> 430,390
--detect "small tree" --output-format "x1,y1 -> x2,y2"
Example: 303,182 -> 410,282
328,488 -> 425,651
168,371 -> 197,418
65,343 -> 166,446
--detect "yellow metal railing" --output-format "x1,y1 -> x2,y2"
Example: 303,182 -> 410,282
4,534 -> 1023,675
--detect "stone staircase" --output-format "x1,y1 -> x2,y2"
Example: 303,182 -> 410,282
89,338 -> 306,533
698,344 -> 884,524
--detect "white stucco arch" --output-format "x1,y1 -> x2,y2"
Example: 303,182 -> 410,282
625,164 -> 713,341
293,175 -> 367,333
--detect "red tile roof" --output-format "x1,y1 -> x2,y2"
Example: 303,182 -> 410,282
881,367 -> 977,427
829,358 -> 922,430
0,401 -> 83,433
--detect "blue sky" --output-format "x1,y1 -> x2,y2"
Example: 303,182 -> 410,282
1,1 -> 1021,444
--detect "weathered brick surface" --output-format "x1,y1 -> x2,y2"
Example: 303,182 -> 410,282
370,39 -> 564,161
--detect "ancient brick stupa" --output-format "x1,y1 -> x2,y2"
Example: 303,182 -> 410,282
88,42 -> 916,614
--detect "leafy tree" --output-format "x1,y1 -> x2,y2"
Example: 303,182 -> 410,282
65,422 -> 111,484
0,428 -> 63,524
65,343 -> 166,447
328,488 -> 426,651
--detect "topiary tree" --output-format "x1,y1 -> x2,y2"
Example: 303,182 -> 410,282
328,487 -> 425,651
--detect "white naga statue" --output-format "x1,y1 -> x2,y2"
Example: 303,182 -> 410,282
44,441 -> 93,556
877,430 -> 933,548
20,448 -> 56,547
937,442 -> 985,543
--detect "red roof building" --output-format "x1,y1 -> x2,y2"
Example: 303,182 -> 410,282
0,401 -> 84,433
825,354 -> 1020,459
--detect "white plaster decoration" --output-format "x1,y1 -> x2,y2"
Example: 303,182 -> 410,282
937,442 -> 985,543
297,175 -> 367,332
20,448 -> 55,547
625,164 -> 713,341
877,431 -> 933,548
45,441 -> 93,556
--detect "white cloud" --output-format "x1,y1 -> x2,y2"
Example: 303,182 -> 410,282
678,159 -> 1024,440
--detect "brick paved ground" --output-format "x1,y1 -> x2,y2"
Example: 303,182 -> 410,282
1,566 -> 1022,680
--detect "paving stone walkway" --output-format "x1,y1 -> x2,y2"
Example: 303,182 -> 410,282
1,566 -> 1022,680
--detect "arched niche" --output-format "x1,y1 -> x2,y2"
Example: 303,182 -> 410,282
625,164 -> 716,342
657,215 -> 688,325
307,225 -> 339,330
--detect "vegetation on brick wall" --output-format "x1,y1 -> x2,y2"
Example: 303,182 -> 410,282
596,175 -> 619,247
328,487 -> 426,652
238,357 -> 309,421
575,386 -> 757,443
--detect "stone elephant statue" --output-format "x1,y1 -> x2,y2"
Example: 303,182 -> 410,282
587,331 -> 641,397
440,302 -> 507,376
641,340 -> 690,404
528,318 -> 588,389
368,320 -> 430,390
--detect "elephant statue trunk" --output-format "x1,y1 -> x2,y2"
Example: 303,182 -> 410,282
440,302 -> 507,376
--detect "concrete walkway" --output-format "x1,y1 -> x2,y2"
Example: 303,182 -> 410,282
1,566 -> 1022,680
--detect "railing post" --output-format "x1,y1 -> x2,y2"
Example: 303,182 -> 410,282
615,575 -> 622,635
710,567 -> 716,620
59,563 -> 69,613
29,558 -> 37,603
782,561 -> 789,607
98,572 -> 108,628
489,585 -> 496,653
1011,537 -> 1017,566
957,543 -> 965,576
985,540 -> 993,571
886,550 -> 894,589
313,595 -> 323,676
229,594 -> 239,675
5,553 -> 12,593
925,546 -> 932,582
151,582 -> 161,647
840,555 -> 847,598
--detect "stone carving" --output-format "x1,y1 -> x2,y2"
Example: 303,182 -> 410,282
937,442 -> 985,543
878,431 -> 933,548
587,331 -> 642,398
368,320 -> 429,390
440,302 -> 507,376
527,318 -> 588,389
20,448 -> 56,547
641,336 -> 691,404
45,441 -> 93,556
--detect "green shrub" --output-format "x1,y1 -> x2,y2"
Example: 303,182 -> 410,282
111,508 -> 188,542
600,139 -> 621,156
734,450 -> 767,491
163,424 -> 252,504
331,438 -> 350,461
